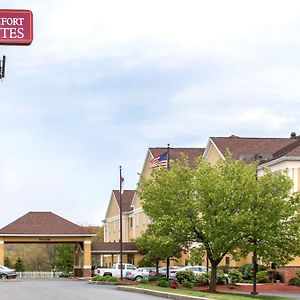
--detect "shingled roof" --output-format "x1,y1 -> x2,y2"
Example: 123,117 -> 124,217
0,212 -> 94,235
112,190 -> 135,213
211,135 -> 299,163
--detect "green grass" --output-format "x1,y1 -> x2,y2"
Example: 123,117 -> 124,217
136,284 -> 293,300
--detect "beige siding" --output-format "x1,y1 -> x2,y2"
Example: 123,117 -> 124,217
106,194 -> 120,219
206,143 -> 223,165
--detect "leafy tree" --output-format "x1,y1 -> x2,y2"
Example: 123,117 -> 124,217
239,167 -> 300,292
14,257 -> 26,272
136,223 -> 183,277
55,244 -> 74,272
138,155 -> 300,292
187,247 -> 205,266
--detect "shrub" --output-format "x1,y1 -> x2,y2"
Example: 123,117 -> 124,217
148,277 -> 157,282
157,279 -> 170,287
182,281 -> 194,288
256,271 -> 269,283
91,275 -> 117,282
138,278 -> 148,284
238,264 -> 253,280
195,273 -> 209,286
216,270 -> 227,284
288,277 -> 300,286
175,270 -> 196,283
91,276 -> 102,281
228,269 -> 243,284
296,270 -> 300,278
107,276 -> 117,282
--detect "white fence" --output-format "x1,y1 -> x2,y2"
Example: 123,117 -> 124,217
16,271 -> 61,278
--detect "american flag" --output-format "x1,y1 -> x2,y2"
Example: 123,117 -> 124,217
120,175 -> 124,194
149,151 -> 168,168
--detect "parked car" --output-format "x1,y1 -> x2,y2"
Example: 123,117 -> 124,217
94,263 -> 136,278
158,266 -> 183,278
0,265 -> 17,279
125,267 -> 156,281
170,265 -> 210,279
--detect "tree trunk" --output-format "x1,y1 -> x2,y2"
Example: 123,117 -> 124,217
155,261 -> 159,277
166,257 -> 170,280
209,263 -> 218,292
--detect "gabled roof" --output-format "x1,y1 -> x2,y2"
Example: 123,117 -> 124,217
210,135 -> 298,163
112,190 -> 135,213
149,147 -> 205,168
0,212 -> 93,235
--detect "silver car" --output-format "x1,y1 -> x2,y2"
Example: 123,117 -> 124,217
0,265 -> 17,279
125,267 -> 156,281
170,265 -> 210,279
158,266 -> 183,278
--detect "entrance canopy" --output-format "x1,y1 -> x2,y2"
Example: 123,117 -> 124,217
0,212 -> 96,277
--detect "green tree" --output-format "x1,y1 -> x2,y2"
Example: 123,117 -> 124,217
55,244 -> 74,272
136,223 -> 183,277
14,257 -> 26,272
139,155 -> 300,292
239,167 -> 300,292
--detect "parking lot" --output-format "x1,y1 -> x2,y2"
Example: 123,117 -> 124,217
0,279 -> 165,300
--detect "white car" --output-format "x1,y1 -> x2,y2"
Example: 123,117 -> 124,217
125,267 -> 156,281
158,266 -> 183,278
170,265 -> 210,279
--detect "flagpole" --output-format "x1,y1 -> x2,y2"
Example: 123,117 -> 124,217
119,165 -> 123,280
167,143 -> 170,170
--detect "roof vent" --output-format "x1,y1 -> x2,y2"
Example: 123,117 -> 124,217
290,132 -> 297,139
229,135 -> 240,138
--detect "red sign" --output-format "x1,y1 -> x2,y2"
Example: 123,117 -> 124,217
0,9 -> 33,45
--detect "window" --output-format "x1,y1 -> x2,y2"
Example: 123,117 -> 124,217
225,257 -> 230,266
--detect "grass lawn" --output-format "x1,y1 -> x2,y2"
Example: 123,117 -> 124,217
136,284 -> 293,300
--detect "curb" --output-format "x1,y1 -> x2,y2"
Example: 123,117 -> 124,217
118,286 -> 215,300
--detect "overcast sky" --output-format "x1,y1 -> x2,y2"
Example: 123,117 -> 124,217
1,0 -> 300,227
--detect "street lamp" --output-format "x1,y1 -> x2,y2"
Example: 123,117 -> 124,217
251,154 -> 263,295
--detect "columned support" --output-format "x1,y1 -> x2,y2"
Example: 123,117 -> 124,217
0,239 -> 4,266
100,254 -> 103,267
74,243 -> 82,277
83,240 -> 92,277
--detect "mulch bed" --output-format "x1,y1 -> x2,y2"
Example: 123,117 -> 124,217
197,283 -> 300,294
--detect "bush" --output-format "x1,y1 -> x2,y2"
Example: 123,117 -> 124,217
256,271 -> 269,283
182,281 -> 194,288
148,277 -> 157,282
157,279 -> 170,287
195,273 -> 209,286
238,264 -> 253,281
216,270 -> 227,284
288,277 -> 300,286
175,270 -> 196,283
228,269 -> 243,284
92,276 -> 102,281
107,276 -> 117,282
138,278 -> 148,284
91,275 -> 117,282
296,270 -> 300,278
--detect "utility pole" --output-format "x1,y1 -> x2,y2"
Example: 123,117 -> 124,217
0,55 -> 6,79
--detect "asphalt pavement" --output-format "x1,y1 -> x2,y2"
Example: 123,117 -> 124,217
0,279 -> 166,300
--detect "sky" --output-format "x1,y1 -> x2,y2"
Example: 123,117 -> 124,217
1,0 -> 300,227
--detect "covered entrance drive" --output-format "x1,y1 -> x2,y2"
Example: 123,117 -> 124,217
0,212 -> 96,277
